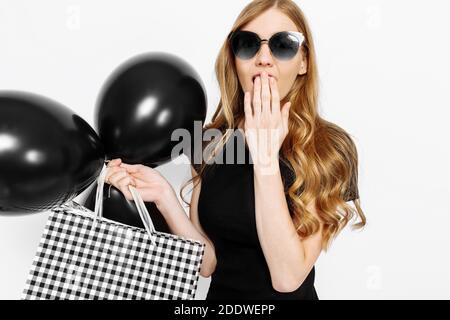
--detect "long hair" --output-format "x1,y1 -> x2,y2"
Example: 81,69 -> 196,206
181,0 -> 366,251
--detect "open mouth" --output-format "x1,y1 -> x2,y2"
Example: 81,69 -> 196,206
252,74 -> 275,82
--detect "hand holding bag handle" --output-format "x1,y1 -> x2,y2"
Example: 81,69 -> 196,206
93,165 -> 157,246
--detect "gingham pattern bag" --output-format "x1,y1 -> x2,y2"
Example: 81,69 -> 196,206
22,166 -> 205,300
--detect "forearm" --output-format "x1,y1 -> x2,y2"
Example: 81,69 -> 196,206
253,163 -> 307,291
155,193 -> 216,277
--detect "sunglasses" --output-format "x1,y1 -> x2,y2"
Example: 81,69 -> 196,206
229,30 -> 305,60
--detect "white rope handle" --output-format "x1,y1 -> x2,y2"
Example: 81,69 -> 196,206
93,164 -> 156,245
94,165 -> 107,222
128,185 -> 156,246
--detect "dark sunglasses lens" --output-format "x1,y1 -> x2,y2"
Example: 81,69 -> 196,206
231,32 -> 260,59
270,32 -> 300,60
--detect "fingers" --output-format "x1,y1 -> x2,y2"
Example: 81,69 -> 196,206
120,163 -> 143,174
129,176 -> 150,188
105,166 -> 125,183
120,163 -> 160,182
108,169 -> 128,186
116,174 -> 136,187
105,160 -> 160,202
253,76 -> 261,122
269,76 -> 280,116
119,163 -> 159,189
105,167 -> 136,201
260,72 -> 271,115
106,158 -> 121,168
106,161 -> 146,184
116,175 -> 136,201
244,91 -> 253,125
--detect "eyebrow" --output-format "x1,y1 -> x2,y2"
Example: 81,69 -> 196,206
240,29 -> 298,38
240,30 -> 269,38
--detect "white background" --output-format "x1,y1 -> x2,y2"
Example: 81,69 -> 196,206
0,0 -> 449,299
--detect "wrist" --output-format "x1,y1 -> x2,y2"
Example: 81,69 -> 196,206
154,186 -> 179,215
253,158 -> 280,176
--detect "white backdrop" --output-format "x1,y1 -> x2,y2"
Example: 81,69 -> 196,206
0,0 -> 449,299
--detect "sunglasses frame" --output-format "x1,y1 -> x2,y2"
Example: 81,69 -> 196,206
229,30 -> 305,60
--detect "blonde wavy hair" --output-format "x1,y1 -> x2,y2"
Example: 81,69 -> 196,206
181,0 -> 366,251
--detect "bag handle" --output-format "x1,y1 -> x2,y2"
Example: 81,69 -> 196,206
94,165 -> 157,246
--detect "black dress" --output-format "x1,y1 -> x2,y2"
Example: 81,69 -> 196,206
196,128 -> 319,300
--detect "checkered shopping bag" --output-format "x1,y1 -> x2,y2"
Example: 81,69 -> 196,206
22,166 -> 205,300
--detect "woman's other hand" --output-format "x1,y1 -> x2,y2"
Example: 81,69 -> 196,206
105,158 -> 177,213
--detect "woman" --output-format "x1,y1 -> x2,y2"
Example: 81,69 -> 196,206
104,0 -> 366,300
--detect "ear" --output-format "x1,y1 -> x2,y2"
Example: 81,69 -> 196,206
298,55 -> 307,75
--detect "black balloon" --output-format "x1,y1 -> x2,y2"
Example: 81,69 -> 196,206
96,52 -> 207,167
82,184 -> 171,233
0,91 -> 105,213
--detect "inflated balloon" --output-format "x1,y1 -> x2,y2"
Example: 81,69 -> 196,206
82,184 -> 171,233
96,52 -> 207,167
0,91 -> 105,213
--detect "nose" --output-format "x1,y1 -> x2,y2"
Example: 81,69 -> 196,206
255,41 -> 274,67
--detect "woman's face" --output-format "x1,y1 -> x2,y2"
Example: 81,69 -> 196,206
234,8 -> 307,103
